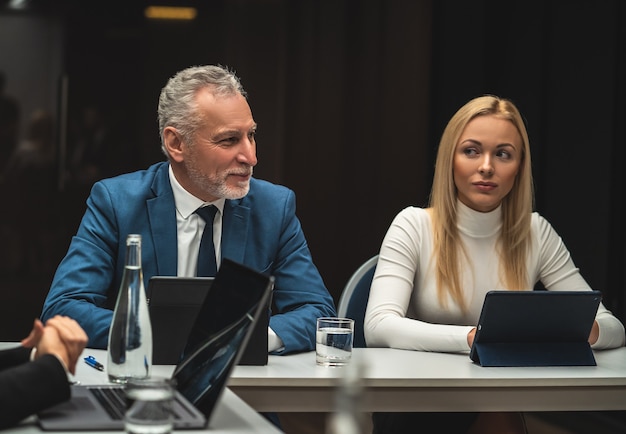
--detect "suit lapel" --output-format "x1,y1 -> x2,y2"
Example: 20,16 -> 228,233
147,163 -> 177,276
222,199 -> 249,264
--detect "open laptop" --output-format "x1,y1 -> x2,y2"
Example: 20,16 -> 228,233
469,290 -> 602,367
37,258 -> 274,431
147,275 -> 269,366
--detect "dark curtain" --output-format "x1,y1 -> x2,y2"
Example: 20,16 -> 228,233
608,1 -> 626,329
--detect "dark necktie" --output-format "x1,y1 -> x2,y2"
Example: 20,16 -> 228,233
194,205 -> 218,277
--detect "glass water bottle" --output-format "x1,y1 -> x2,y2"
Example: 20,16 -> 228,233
107,234 -> 152,383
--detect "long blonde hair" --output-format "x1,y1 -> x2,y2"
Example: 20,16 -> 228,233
429,95 -> 534,311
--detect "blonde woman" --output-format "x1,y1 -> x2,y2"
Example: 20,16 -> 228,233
364,95 -> 625,434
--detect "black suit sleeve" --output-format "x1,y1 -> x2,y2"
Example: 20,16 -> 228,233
0,346 -> 71,429
0,345 -> 33,369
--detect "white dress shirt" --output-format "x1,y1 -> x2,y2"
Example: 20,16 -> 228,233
168,165 -> 224,278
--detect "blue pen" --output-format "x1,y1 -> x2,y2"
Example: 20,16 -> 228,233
84,355 -> 104,371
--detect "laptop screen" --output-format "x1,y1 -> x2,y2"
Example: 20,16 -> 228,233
174,258 -> 274,414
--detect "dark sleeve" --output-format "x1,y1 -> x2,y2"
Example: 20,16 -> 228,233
0,346 -> 31,369
0,351 -> 71,429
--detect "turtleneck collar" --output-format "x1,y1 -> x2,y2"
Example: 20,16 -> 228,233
456,199 -> 502,238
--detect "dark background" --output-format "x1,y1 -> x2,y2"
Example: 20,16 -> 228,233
0,0 -> 624,342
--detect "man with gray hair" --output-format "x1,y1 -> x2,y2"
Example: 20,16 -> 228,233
42,65 -> 336,356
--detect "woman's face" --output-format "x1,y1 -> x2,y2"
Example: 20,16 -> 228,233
453,114 -> 522,212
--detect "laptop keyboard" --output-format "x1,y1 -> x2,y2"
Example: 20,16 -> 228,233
89,386 -> 192,422
89,386 -> 127,420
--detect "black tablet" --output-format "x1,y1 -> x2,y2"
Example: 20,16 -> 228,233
147,275 -> 270,366
469,290 -> 602,367
147,276 -> 214,365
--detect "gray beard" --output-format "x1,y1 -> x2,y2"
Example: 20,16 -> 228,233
185,160 -> 252,200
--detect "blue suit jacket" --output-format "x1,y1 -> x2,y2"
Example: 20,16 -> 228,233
42,162 -> 336,352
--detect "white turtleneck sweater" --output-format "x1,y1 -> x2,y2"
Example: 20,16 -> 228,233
364,201 -> 625,353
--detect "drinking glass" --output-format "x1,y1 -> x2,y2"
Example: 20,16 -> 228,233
316,317 -> 355,366
124,377 -> 175,434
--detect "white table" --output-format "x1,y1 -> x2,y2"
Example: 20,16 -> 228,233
0,343 -> 281,434
21,345 -> 626,415
227,347 -> 626,413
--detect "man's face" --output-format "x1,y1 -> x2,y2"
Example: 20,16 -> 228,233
175,89 -> 258,202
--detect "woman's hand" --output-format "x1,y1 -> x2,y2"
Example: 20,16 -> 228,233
467,327 -> 477,348
588,320 -> 599,345
21,316 -> 88,375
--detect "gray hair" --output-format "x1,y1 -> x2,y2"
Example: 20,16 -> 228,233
157,65 -> 247,155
